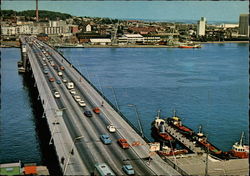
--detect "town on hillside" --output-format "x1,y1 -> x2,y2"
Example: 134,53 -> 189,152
1,10 -> 249,47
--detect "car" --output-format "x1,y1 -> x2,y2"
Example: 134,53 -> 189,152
42,57 -> 46,61
73,95 -> 81,102
93,107 -> 100,114
107,125 -> 116,133
49,77 -> 55,82
122,164 -> 135,175
43,68 -> 49,74
58,71 -> 63,76
54,91 -> 60,98
100,134 -> 112,145
56,80 -> 61,84
69,89 -> 76,94
60,66 -> 65,70
62,78 -> 67,83
78,100 -> 86,107
84,110 -> 93,117
117,138 -> 130,149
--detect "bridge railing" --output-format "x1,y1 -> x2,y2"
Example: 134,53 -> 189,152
53,47 -> 151,143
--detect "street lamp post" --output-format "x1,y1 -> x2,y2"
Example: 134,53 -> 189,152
127,104 -> 144,138
63,136 -> 84,175
107,86 -> 120,111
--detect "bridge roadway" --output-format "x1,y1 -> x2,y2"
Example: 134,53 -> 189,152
22,36 -> 181,175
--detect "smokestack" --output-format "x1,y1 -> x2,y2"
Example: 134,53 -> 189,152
36,0 -> 39,22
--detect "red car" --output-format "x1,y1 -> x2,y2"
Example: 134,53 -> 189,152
49,77 -> 55,82
93,107 -> 100,114
117,138 -> 130,149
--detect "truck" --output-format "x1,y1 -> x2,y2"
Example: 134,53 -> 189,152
67,82 -> 74,89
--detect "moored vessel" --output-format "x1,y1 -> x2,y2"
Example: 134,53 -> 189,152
229,132 -> 249,159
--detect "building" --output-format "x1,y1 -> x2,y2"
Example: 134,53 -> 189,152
197,17 -> 206,36
1,26 -> 16,35
239,14 -> 249,37
90,38 -> 111,45
86,24 -> 92,32
118,34 -> 144,44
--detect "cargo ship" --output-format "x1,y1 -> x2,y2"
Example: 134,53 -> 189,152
194,126 -> 223,155
229,132 -> 249,159
166,110 -> 194,136
151,111 -> 174,142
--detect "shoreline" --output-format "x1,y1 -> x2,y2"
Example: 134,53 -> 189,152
0,40 -> 248,48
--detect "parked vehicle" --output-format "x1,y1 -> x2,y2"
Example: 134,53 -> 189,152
122,164 -> 135,175
107,125 -> 116,133
117,139 -> 130,149
100,134 -> 112,145
93,107 -> 101,114
84,110 -> 93,117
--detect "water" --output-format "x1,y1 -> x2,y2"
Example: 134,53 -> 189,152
60,43 -> 248,151
0,43 -> 248,164
0,48 -> 42,163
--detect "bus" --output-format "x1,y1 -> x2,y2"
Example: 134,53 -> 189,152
93,163 -> 115,176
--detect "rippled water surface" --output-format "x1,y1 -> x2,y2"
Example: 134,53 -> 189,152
0,43 -> 248,164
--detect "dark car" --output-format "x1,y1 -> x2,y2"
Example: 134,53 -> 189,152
84,111 -> 93,117
56,80 -> 61,84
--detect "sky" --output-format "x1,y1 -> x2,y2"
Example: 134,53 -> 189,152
2,1 -> 249,23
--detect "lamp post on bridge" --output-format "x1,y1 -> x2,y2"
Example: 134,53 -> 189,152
127,104 -> 144,138
49,108 -> 67,145
107,86 -> 120,112
63,135 -> 84,175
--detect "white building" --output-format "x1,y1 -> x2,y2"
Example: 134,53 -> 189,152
239,14 -> 249,37
197,17 -> 206,36
86,24 -> 91,32
1,26 -> 16,35
90,38 -> 111,45
118,34 -> 144,44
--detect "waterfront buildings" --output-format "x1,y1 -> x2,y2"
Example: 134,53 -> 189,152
197,17 -> 206,36
239,14 -> 249,37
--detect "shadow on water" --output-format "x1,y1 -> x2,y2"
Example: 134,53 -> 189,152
22,72 -> 62,176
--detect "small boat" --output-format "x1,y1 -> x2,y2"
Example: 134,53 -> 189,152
229,132 -> 249,159
158,146 -> 188,156
151,110 -> 174,142
178,42 -> 201,48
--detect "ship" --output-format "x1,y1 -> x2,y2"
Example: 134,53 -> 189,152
166,110 -> 194,136
193,125 -> 223,155
151,110 -> 174,142
178,42 -> 201,48
157,146 -> 188,156
229,132 -> 249,159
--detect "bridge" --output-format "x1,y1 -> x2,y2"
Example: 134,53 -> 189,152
18,36 -> 181,175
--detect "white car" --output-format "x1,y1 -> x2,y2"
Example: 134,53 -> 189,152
78,100 -> 86,107
69,89 -> 76,94
58,72 -> 63,76
73,95 -> 81,102
107,125 -> 116,133
54,91 -> 60,98
62,78 -> 67,83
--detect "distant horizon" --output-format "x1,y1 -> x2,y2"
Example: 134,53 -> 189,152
2,1 -> 248,23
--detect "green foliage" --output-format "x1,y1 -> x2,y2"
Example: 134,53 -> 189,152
1,10 -> 72,20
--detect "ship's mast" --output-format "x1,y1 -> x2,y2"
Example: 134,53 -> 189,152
239,132 -> 244,146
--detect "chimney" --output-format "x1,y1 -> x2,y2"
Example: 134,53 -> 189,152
36,0 -> 39,22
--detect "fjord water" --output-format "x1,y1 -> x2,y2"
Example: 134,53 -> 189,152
61,43 -> 248,151
0,43 -> 248,164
